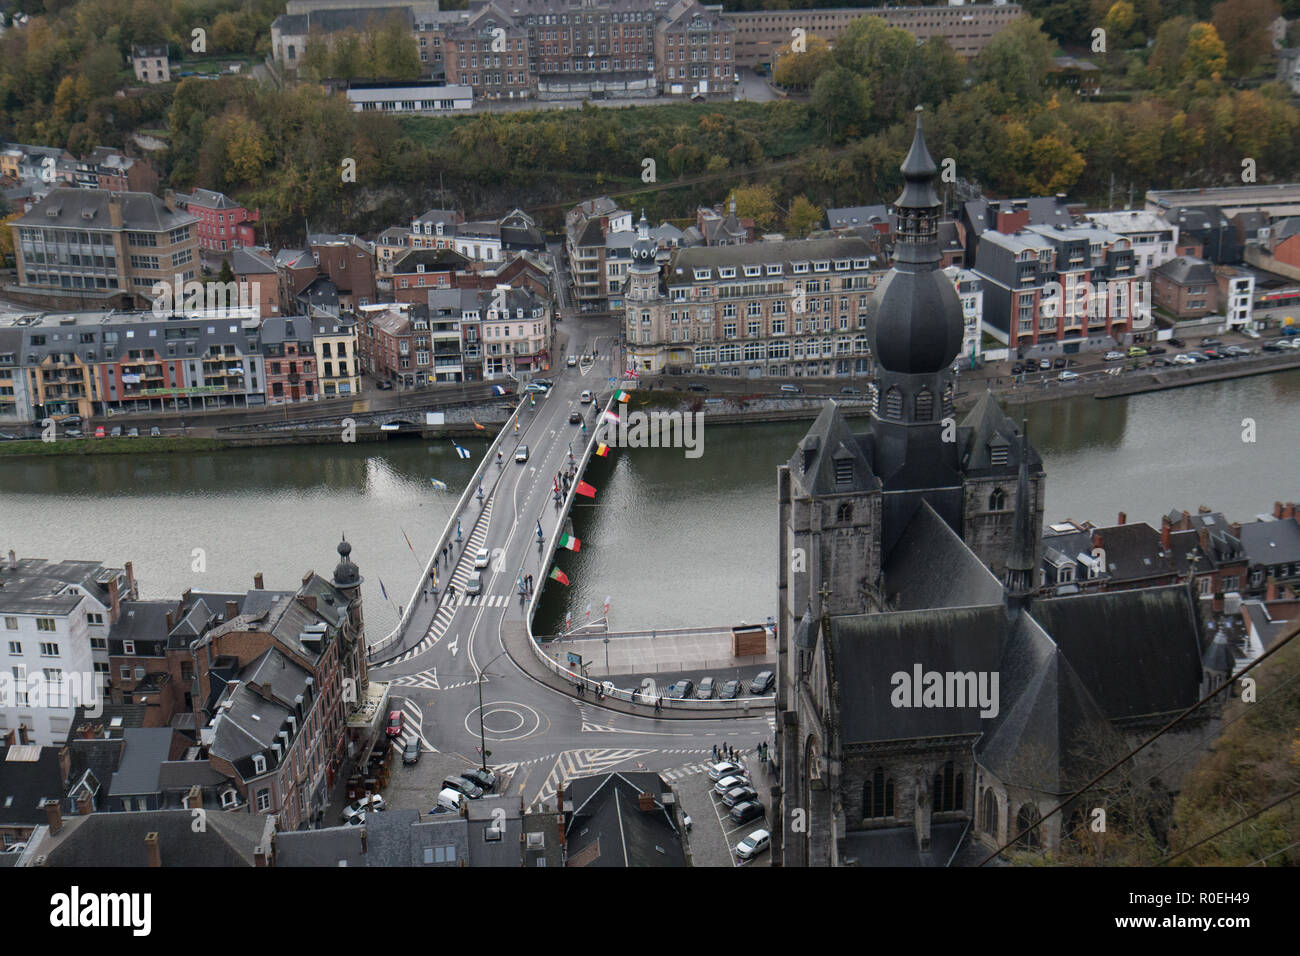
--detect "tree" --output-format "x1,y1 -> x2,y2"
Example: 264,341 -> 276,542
1148,17 -> 1192,86
973,16 -> 1056,107
811,66 -> 870,143
0,210 -> 21,265
1182,23 -> 1228,81
217,259 -> 236,285
729,184 -> 779,232
785,195 -> 822,238
1100,1 -> 1140,48
772,34 -> 831,90
1212,0 -> 1280,76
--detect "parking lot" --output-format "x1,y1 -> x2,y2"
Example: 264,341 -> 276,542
673,754 -> 774,867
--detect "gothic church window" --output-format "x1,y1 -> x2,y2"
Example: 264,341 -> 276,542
933,761 -> 963,812
1015,803 -> 1042,850
915,387 -> 933,421
864,767 -> 894,819
836,502 -> 853,523
981,788 -> 998,836
989,488 -> 1006,511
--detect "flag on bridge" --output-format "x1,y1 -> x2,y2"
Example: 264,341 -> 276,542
595,443 -> 609,458
625,367 -> 640,379
601,409 -> 620,425
575,481 -> 597,498
451,441 -> 471,459
472,420 -> 485,430
614,390 -> 630,403
402,529 -> 416,553
549,567 -> 571,586
537,518 -> 543,537
429,478 -> 448,491
558,533 -> 581,552
379,578 -> 390,601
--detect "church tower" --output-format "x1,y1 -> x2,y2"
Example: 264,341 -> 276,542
866,107 -> 966,556
626,210 -> 659,301
331,535 -> 368,694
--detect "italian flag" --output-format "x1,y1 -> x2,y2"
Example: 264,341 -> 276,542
575,481 -> 597,498
558,533 -> 582,552
548,567 -> 571,586
614,390 -> 630,403
595,443 -> 609,457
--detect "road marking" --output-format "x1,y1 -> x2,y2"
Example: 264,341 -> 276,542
530,748 -> 656,809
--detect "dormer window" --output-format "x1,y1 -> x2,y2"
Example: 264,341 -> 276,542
813,261 -> 830,272
718,267 -> 736,279
252,753 -> 267,774
766,264 -> 782,275
743,265 -> 761,277
792,262 -> 809,274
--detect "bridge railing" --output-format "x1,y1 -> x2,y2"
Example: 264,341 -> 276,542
524,386 -> 777,711
368,393 -> 527,659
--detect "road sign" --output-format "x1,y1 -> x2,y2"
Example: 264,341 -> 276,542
566,652 -> 582,667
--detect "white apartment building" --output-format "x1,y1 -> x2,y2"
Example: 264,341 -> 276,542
0,554 -> 133,747
1217,266 -> 1256,330
944,266 -> 984,363
1084,210 -> 1179,277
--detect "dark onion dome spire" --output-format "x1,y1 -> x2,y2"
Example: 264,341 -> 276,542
630,209 -> 657,269
332,534 -> 360,588
866,105 -> 964,376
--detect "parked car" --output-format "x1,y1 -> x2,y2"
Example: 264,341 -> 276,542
1242,327 -> 1261,339
1038,358 -> 1052,370
59,415 -> 82,425
465,572 -> 482,596
735,829 -> 771,860
1058,370 -> 1080,382
1052,357 -> 1067,369
1146,346 -> 1167,355
1127,346 -> 1148,357
780,384 -> 803,394
150,426 -> 161,436
433,788 -> 465,814
386,710 -> 404,737
111,426 -> 122,437
1103,351 -> 1125,361
1011,363 -> 1024,374
686,384 -> 709,392
127,427 -> 139,437
695,677 -> 716,699
1225,345 -> 1251,356
719,679 -> 742,699
707,761 -> 747,781
715,775 -> 749,795
377,380 -> 394,390
474,548 -> 491,569
340,795 -> 386,822
515,445 -> 529,462
64,429 -> 83,438
1202,349 -> 1224,360
666,679 -> 694,699
1200,337 -> 1223,347
94,425 -> 106,438
749,671 -> 775,694
442,776 -> 484,799
402,738 -> 421,765
729,801 -> 765,825
461,768 -> 496,792
723,785 -> 759,808
567,355 -> 577,366
1262,341 -> 1287,352
1167,337 -> 1185,348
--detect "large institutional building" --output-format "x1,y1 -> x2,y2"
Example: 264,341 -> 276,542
773,113 -> 1211,867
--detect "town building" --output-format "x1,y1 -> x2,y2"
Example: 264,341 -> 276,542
774,115 -> 1209,867
271,5 -> 422,73
566,197 -> 633,312
655,0 -> 734,98
312,313 -> 361,398
442,1 -> 537,101
1146,183 -> 1300,221
174,188 -> 261,254
1084,209 -> 1178,277
561,772 -> 686,866
224,246 -> 286,319
10,189 -> 200,311
943,265 -> 983,362
72,148 -> 159,194
346,80 -> 473,112
624,213 -> 879,378
0,744 -> 67,848
960,194 -> 1078,270
1214,265 -> 1255,330
309,233 -> 379,310
1047,55 -> 1100,95
1151,256 -> 1217,321
131,45 -> 171,84
0,554 -> 134,747
260,316 -> 320,403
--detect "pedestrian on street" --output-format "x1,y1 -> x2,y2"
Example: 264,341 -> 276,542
712,745 -> 718,761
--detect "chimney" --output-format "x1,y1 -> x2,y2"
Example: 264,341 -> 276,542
1198,504 -> 1211,514
1198,526 -> 1210,554
1180,510 -> 1191,529
6,549 -> 14,569
225,600 -> 239,619
637,792 -> 655,812
124,561 -> 135,597
300,594 -> 318,613
107,194 -> 123,228
1266,577 -> 1278,601
165,611 -> 174,631
1230,522 -> 1242,538
44,798 -> 64,835
254,844 -> 269,867
302,570 -> 313,587
76,789 -> 94,815
108,576 -> 121,622
183,588 -> 193,605
185,785 -> 202,810
1161,516 -> 1172,552
1274,501 -> 1284,519
1117,511 -> 1127,525
1285,502 -> 1296,521
1091,530 -> 1103,552
254,572 -> 264,590
58,746 -> 70,784
144,831 -> 161,868
164,188 -> 175,212
259,682 -> 273,702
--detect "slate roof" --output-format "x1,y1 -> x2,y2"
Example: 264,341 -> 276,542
225,246 -> 277,275
274,7 -> 414,35
176,187 -> 239,210
840,821 -> 968,867
274,820 -> 367,866
883,501 -> 1004,612
959,391 -> 1039,475
0,746 -> 65,827
39,809 -> 265,867
17,188 -> 194,232
1153,255 -> 1214,286
787,401 -> 879,497
278,809 -> 471,868
1239,517 -> 1300,566
963,196 -> 1074,239
109,600 -> 175,652
564,772 -> 685,867
392,247 -> 470,272
107,728 -> 175,798
466,795 -> 524,866
0,558 -> 123,616
827,204 -> 891,230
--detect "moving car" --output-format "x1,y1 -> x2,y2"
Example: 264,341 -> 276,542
567,355 -> 577,366
1058,370 -> 1080,382
515,445 -> 529,462
402,738 -> 421,765
461,768 -> 496,792
707,761 -> 747,781
377,380 -> 394,390
524,382 -> 549,394
1103,351 -> 1125,361
1146,346 -> 1167,355
722,785 -> 759,808
695,677 -> 716,699
840,386 -> 861,395
442,776 -> 484,799
580,390 -> 593,403
1200,337 -> 1223,347
569,412 -> 582,424
465,572 -> 483,596
1202,349 -> 1224,360
385,711 -> 404,737
718,679 -> 742,699
474,548 -> 491,569
729,801 -> 765,825
533,378 -> 554,387
1167,337 -> 1185,348
780,384 -> 803,393
1262,341 -> 1287,352
686,384 -> 709,392
749,670 -> 775,694
340,795 -> 386,822
735,829 -> 771,860
1127,347 -> 1148,357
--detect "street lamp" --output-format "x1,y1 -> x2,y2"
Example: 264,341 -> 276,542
604,636 -> 610,675
475,650 -> 508,772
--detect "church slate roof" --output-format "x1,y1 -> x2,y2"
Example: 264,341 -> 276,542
563,772 -> 685,867
788,401 -> 879,497
830,605 -> 1006,744
959,391 -> 1040,475
883,501 -> 1004,611
1026,586 -> 1203,722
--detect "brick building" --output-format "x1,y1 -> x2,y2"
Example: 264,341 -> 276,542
175,188 -> 261,254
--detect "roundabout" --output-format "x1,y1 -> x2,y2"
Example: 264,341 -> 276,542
464,700 -> 546,742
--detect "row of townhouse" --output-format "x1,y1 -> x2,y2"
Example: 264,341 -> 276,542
377,206 -> 546,269
0,307 -> 362,422
0,538 -> 381,836
357,284 -> 551,386
1,144 -> 159,211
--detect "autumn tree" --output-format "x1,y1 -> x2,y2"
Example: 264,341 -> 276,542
772,33 -> 832,90
1099,1 -> 1140,49
973,16 -> 1056,108
1148,17 -> 1192,87
1182,22 -> 1228,81
728,184 -> 779,232
1212,0 -> 1280,76
785,194 -> 823,238
811,66 -> 870,143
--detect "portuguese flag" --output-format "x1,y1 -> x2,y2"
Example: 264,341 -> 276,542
614,390 -> 630,403
558,533 -> 581,552
549,567 -> 571,586
595,443 -> 609,457
575,481 -> 597,498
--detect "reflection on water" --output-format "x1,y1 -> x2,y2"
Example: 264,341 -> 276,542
2,370 -> 1298,634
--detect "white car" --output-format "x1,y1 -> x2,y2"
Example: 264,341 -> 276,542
706,760 -> 747,781
567,355 -> 577,366
714,774 -> 748,795
473,548 -> 491,569
1103,351 -> 1125,361
340,794 -> 386,822
580,390 -> 593,404
1173,353 -> 1198,365
736,829 -> 770,860
1057,370 -> 1080,381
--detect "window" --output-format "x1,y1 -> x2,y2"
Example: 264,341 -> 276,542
431,844 -> 457,863
6,641 -> 19,654
255,788 -> 271,812
836,502 -> 853,523
252,754 -> 267,774
864,767 -> 894,819
933,761 -> 963,812
87,613 -> 103,626
4,617 -> 16,630
39,641 -> 59,656
123,640 -> 135,655
36,618 -> 57,632
988,488 -> 1006,510
120,665 -> 131,681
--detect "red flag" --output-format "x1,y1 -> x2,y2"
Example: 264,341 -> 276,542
553,474 -> 560,493
548,567 -> 570,586
575,481 -> 597,498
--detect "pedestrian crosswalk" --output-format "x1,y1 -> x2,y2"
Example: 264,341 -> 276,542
530,748 -> 656,809
382,502 -> 494,666
658,760 -> 714,784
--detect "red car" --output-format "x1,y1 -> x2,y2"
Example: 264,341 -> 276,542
385,710 -> 404,737
94,426 -> 106,438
